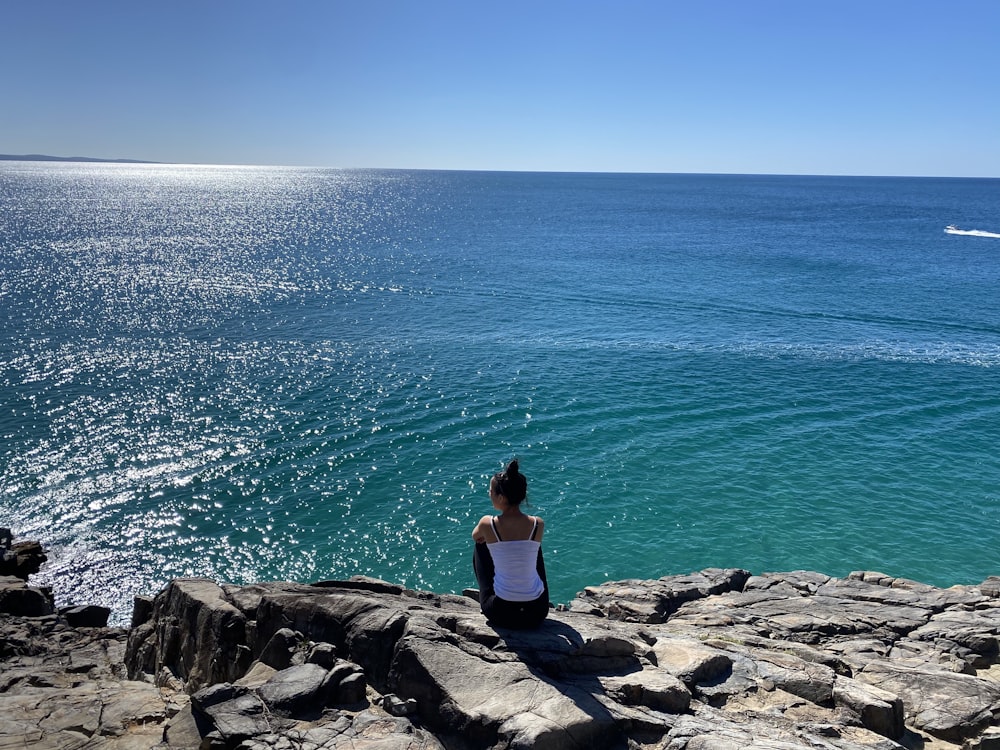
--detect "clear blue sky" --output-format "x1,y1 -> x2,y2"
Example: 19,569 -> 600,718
3,0 -> 998,176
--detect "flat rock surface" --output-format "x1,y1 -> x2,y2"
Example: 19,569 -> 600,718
4,566 -> 1000,749
0,613 -> 174,749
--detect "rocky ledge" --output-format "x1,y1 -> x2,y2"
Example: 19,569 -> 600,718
2,534 -> 1000,750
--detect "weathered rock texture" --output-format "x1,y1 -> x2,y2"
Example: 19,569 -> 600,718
117,568 -> 1000,750
0,610 -> 177,749
3,538 -> 1000,750
1,526 -> 48,580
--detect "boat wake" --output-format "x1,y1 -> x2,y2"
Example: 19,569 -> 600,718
945,225 -> 1000,238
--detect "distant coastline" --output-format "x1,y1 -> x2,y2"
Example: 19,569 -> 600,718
0,153 -> 159,164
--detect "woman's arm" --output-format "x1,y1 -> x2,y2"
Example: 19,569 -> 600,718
536,547 -> 549,589
472,515 -> 495,543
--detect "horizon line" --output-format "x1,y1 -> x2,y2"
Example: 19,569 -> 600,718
1,154 -> 996,181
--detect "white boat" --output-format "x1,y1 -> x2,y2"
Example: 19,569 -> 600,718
944,225 -> 1000,238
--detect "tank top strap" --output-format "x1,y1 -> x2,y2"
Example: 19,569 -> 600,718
490,516 -> 503,542
529,516 -> 538,541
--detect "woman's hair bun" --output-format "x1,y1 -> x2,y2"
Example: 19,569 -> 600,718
497,458 -> 527,504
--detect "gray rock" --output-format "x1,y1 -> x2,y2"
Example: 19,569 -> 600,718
121,570 -> 1000,747
752,648 -> 838,705
982,576 -> 1000,599
0,574 -> 55,617
971,726 -> 1000,750
234,660 -> 279,689
258,626 -> 303,670
125,577 -> 251,691
900,602 -> 1000,670
327,658 -> 367,705
0,613 -> 174,749
8,564 -> 1000,749
600,669 -> 691,712
60,603 -> 112,628
0,532 -> 47,579
192,680 -> 244,710
130,594 -> 154,628
306,640 -> 338,668
382,693 -> 419,716
388,616 -> 623,749
832,674 -> 904,739
256,662 -> 332,716
162,704 -> 204,749
193,684 -> 273,742
335,670 -> 367,705
651,637 -> 733,686
570,567 -> 752,623
858,658 -> 1000,742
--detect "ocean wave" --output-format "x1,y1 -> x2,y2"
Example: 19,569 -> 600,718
476,333 -> 1000,368
724,338 -> 1000,367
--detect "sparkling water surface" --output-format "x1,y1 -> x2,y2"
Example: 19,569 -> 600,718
2,163 -> 999,623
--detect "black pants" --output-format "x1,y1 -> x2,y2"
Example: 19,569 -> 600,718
472,542 -> 550,629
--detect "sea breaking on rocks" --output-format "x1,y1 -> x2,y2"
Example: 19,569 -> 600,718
2,528 -> 1000,749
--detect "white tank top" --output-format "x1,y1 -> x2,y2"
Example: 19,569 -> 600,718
488,517 -> 545,602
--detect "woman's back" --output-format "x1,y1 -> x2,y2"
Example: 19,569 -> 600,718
479,513 -> 545,544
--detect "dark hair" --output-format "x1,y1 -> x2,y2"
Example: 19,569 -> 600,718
493,459 -> 527,505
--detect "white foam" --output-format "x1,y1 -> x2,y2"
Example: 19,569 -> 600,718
945,225 -> 1000,238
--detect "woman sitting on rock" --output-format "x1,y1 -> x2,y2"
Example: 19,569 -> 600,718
471,459 -> 549,628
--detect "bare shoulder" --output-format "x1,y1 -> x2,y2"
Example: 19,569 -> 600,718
533,515 -> 545,539
472,515 -> 494,542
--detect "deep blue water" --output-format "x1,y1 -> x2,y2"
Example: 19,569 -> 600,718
2,163 -> 999,623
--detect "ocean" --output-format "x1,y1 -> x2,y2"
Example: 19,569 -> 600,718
2,162 -> 998,624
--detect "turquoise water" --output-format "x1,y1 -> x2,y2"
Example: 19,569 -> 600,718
2,163 -> 999,623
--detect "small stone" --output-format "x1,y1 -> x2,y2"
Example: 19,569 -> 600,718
382,694 -> 418,716
306,641 -> 337,669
